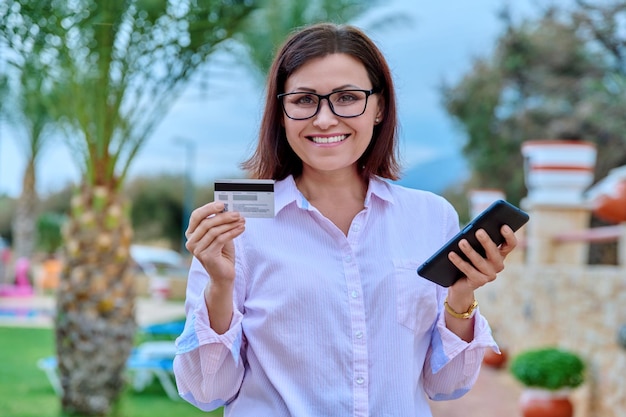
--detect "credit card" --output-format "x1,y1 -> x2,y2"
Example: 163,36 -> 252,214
214,179 -> 275,218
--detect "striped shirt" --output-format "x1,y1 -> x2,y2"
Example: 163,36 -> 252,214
174,175 -> 497,417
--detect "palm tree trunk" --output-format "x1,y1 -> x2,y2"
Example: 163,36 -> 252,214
11,158 -> 38,262
55,184 -> 136,416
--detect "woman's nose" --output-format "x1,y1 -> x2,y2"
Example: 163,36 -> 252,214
312,99 -> 338,128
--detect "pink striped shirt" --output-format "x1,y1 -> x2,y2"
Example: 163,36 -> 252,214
174,175 -> 497,417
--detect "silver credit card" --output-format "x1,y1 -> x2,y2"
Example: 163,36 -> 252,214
214,179 -> 275,218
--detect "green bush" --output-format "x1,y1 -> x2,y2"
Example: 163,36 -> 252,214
509,347 -> 585,390
36,212 -> 67,254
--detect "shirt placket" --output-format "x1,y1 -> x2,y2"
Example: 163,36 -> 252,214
345,211 -> 369,417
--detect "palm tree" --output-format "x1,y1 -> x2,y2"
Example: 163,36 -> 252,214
9,57 -> 59,264
2,1 -> 258,415
232,0 -> 404,80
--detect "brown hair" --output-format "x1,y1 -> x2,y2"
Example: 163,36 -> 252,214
242,23 -> 400,181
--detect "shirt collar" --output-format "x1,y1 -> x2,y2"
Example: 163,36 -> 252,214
274,176 -> 300,215
366,175 -> 395,206
274,175 -> 395,217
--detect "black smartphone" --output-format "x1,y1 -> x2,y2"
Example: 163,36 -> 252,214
417,200 -> 529,287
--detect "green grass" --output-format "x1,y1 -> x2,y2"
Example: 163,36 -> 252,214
0,326 -> 223,417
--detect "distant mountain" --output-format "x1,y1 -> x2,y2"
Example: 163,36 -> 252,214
394,153 -> 469,194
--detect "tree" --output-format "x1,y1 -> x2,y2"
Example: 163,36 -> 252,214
1,1 -> 259,415
441,3 -> 626,206
125,174 -> 193,248
571,0 -> 626,174
36,211 -> 66,255
232,0 -> 374,80
0,11 -> 61,263
8,59 -> 60,262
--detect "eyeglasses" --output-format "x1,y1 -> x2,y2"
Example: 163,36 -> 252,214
277,89 -> 378,120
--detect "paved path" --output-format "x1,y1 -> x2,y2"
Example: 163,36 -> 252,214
430,365 -> 522,417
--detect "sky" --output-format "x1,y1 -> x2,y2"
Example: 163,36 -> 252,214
0,0 -> 567,198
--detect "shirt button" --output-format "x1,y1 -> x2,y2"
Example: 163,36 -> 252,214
351,290 -> 358,299
352,224 -> 360,232
344,255 -> 352,263
356,377 -> 364,385
355,331 -> 363,339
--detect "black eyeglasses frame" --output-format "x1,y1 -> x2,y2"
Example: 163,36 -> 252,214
277,88 -> 379,121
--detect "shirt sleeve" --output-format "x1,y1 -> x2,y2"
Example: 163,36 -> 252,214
172,257 -> 246,411
422,303 -> 498,400
421,203 -> 499,400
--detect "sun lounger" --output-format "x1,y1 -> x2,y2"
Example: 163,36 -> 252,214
37,341 -> 179,401
141,320 -> 185,338
37,356 -> 63,396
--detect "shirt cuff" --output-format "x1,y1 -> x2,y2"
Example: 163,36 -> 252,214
431,308 -> 498,373
176,297 -> 244,365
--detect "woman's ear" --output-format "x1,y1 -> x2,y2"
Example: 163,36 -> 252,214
375,96 -> 385,124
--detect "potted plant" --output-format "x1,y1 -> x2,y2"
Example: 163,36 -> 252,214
483,346 -> 508,369
482,330 -> 508,369
509,347 -> 585,417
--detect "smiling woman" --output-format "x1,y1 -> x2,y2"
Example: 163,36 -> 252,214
173,22 -> 522,417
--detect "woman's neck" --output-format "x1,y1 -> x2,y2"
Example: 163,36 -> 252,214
295,168 -> 367,204
295,169 -> 369,236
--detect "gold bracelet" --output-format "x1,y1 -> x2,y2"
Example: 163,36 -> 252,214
444,297 -> 478,319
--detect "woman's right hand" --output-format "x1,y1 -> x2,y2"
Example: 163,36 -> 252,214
185,201 -> 246,289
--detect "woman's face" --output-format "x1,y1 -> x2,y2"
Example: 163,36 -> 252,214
281,53 -> 383,176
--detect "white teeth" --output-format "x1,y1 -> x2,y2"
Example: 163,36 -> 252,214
310,135 -> 347,144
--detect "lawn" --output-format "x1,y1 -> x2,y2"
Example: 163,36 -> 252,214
0,326 -> 223,417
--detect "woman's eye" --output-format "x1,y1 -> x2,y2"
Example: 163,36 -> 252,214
334,92 -> 361,104
294,94 -> 316,105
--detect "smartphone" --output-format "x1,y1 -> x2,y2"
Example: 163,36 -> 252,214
417,200 -> 529,287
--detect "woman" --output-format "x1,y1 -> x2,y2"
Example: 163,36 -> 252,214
174,23 -> 518,417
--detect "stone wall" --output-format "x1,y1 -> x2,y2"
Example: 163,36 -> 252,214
478,262 -> 626,417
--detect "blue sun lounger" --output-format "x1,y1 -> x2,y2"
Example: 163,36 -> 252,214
37,341 -> 179,401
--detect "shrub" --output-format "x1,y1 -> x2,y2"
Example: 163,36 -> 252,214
509,347 -> 585,390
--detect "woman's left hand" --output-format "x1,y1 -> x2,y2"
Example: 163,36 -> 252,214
448,224 -> 518,293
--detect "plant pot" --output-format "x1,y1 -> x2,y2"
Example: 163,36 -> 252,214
519,389 -> 574,417
522,140 -> 597,205
593,179 -> 626,224
482,347 -> 507,368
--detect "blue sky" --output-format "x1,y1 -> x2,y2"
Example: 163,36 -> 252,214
0,0 -> 566,198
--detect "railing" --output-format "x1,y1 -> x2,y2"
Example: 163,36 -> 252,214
553,224 -> 625,244
551,223 -> 626,266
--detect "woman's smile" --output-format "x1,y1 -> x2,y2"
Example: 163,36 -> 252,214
306,134 -> 350,144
